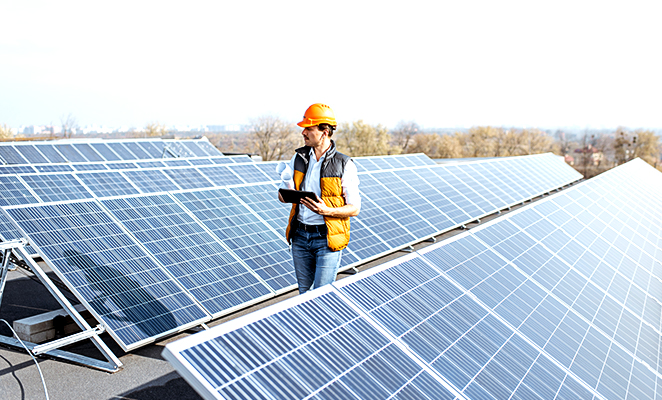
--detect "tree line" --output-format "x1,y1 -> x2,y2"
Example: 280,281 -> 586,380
224,117 -> 660,178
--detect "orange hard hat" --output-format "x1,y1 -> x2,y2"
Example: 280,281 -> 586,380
297,103 -> 337,128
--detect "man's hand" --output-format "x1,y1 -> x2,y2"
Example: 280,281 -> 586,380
300,196 -> 330,215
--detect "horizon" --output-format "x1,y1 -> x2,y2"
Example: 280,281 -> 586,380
2,1 -> 661,130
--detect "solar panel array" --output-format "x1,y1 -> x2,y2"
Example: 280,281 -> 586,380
0,143 -> 582,351
163,158 -> 661,400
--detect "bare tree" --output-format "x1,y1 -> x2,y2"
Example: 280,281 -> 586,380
60,113 -> 78,138
391,121 -> 420,153
142,122 -> 169,138
249,115 -> 299,161
0,124 -> 14,140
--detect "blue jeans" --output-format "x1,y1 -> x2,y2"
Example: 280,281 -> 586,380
291,228 -> 342,294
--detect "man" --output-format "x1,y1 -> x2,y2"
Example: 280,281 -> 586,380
278,103 -> 361,294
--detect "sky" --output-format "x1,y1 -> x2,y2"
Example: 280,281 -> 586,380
1,1 -> 661,131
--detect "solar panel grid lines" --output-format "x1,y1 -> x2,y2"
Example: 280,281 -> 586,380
89,142 -> 122,161
18,172 -> 95,203
163,283 -> 462,400
0,175 -> 41,206
196,165 -> 244,187
358,172 -> 438,241
0,165 -> 37,175
123,142 -> 153,160
34,144 -> 68,163
171,188 -> 297,294
337,244 -> 605,400
34,164 -> 75,173
163,159 -> 192,167
163,167 -> 215,190
2,200 -> 211,350
99,193 -> 275,318
253,161 -> 281,182
444,164 -> 505,212
121,169 -> 182,193
54,143 -> 88,162
72,163 -> 110,171
226,163 -> 273,184
14,144 -> 50,164
74,170 -> 142,198
106,142 -> 139,160
0,145 -> 29,164
106,162 -> 139,170
72,143 -> 105,162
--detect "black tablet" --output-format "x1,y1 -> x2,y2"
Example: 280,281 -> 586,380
279,188 -> 318,203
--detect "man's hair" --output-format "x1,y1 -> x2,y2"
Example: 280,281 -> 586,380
318,123 -> 336,138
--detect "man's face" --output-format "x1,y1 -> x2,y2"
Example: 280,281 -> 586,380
301,125 -> 326,147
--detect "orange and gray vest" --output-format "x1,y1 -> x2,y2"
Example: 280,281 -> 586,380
286,141 -> 351,251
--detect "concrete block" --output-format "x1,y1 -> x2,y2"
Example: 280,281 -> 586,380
13,304 -> 97,343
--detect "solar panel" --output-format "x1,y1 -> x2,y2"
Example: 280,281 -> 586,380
368,157 -> 392,170
72,143 -> 104,162
353,158 -> 379,172
19,173 -> 94,202
34,165 -> 75,173
106,142 -> 137,160
136,141 -> 164,158
4,200 -> 210,350
0,165 -> 37,175
254,162 -> 281,181
54,144 -> 87,162
173,189 -> 296,293
163,286 -> 459,400
89,143 -> 121,161
196,140 -> 223,156
0,212 -> 38,255
359,173 -> 438,240
182,141 -> 209,157
163,159 -> 192,167
433,165 -> 494,215
164,141 -> 196,158
210,157 -> 234,165
75,171 -> 140,197
228,183 -> 287,232
0,176 -> 40,206
188,158 -> 214,166
351,195 -> 416,250
14,145 -> 49,163
34,145 -> 67,163
228,155 -> 252,163
227,164 -> 272,184
122,169 -> 181,193
393,155 -> 417,168
106,162 -> 139,170
425,166 -> 485,219
446,164 -> 508,210
381,156 -> 407,169
122,142 -> 152,159
72,163 -> 109,171
0,146 -> 29,164
410,153 -> 438,166
196,165 -> 243,186
101,194 -> 273,317
137,160 -> 166,168
163,168 -> 214,189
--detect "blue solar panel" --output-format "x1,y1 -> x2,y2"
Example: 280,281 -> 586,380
0,165 -> 36,175
163,287 -> 458,400
188,158 -> 213,166
15,145 -> 49,163
424,166 -> 484,219
75,171 -> 140,197
101,194 -> 274,317
34,145 -> 67,163
163,168 -> 214,189
434,165 -> 494,215
228,155 -> 252,163
354,158 -> 379,172
182,141 -> 209,157
72,163 -> 109,171
173,189 -> 296,292
106,162 -> 139,170
447,164 -> 509,210
106,142 -> 137,160
196,165 -> 243,186
136,142 -> 164,158
196,140 -> 223,156
227,163 -> 272,184
352,195 -> 416,250
72,143 -> 104,162
164,141 -> 196,158
0,212 -> 38,255
254,162 -> 280,181
0,176 -> 40,206
137,161 -> 166,168
0,146 -> 28,164
229,183 -> 288,232
360,172 -> 438,240
89,143 -> 121,161
54,144 -> 87,162
35,165 -> 74,173
122,169 -> 180,193
369,157 -> 392,170
393,155 -> 417,168
210,157 -> 234,165
122,142 -> 152,159
163,159 -> 191,167
5,201 -> 209,350
20,173 -> 94,202
345,216 -> 391,261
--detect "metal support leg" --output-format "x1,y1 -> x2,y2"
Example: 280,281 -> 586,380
6,246 -> 123,372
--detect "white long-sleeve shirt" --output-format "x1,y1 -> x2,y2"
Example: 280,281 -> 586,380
280,148 -> 361,225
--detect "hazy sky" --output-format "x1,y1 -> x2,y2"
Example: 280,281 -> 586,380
1,1 -> 661,130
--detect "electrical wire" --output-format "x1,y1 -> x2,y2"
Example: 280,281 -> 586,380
0,319 -> 49,400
